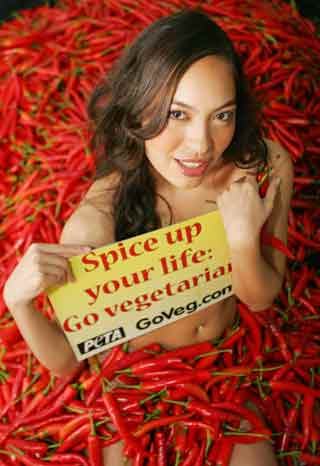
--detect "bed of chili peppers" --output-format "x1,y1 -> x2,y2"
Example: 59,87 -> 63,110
0,0 -> 319,465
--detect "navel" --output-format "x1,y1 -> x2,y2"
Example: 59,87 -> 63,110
196,322 -> 206,333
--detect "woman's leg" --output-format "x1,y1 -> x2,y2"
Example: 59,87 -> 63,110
102,441 -> 132,466
101,402 -> 278,466
230,439 -> 278,466
229,400 -> 278,466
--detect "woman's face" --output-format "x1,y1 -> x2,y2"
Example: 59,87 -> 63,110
144,55 -> 237,191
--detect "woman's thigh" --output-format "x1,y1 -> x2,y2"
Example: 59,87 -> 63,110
229,400 -> 278,466
102,401 -> 278,466
230,440 -> 278,466
102,441 -> 132,466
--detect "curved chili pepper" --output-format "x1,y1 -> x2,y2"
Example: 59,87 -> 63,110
106,343 -> 162,374
238,303 -> 262,363
301,393 -> 314,451
88,411 -> 103,466
44,453 -> 89,465
154,431 -> 167,466
5,438 -> 48,455
119,356 -> 182,376
215,437 -> 234,466
102,391 -> 144,458
194,430 -> 206,466
57,423 -> 90,453
280,397 -> 301,452
178,443 -> 199,466
156,341 -> 213,361
134,413 -> 192,438
269,380 -> 320,397
173,423 -> 187,466
177,382 -> 210,403
182,420 -> 217,436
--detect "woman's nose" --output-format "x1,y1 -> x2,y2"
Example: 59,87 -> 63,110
186,120 -> 212,156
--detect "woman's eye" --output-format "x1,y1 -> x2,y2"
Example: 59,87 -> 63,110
215,111 -> 235,122
169,110 -> 185,120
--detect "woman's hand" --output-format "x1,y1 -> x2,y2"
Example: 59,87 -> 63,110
216,175 -> 281,247
3,243 -> 92,308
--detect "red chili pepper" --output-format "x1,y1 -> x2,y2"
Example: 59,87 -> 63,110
178,444 -> 199,466
44,453 -> 89,465
298,295 -> 318,315
269,322 -> 292,362
134,413 -> 192,438
288,225 -> 320,249
31,422 -> 65,441
59,413 -> 89,442
0,321 -> 21,345
20,385 -> 77,427
284,65 -> 303,102
156,341 -> 213,361
182,400 -> 239,423
269,380 -> 320,398
0,366 -> 25,418
177,382 -> 210,403
5,438 -> 48,455
125,374 -> 199,393
182,420 -> 217,436
105,343 -> 161,374
300,453 -> 320,464
215,437 -> 234,466
173,423 -> 187,465
102,391 -> 144,458
221,326 -> 246,350
260,228 -> 296,260
120,356 -> 183,376
7,445 -> 62,466
280,397 -> 301,452
292,264 -> 310,299
301,393 -> 314,451
216,402 -> 271,435
154,431 -> 167,466
193,430 -> 206,466
88,411 -> 103,466
57,423 -> 90,453
238,303 -> 262,363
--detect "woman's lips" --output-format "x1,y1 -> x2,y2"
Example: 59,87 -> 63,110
175,159 -> 209,177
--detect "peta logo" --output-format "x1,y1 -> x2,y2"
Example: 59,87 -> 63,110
78,327 -> 125,355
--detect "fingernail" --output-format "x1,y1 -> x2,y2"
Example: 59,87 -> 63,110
83,246 -> 92,252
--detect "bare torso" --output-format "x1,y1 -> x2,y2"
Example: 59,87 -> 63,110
80,144 -> 274,364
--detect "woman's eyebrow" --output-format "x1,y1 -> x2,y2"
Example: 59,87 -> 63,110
171,98 -> 236,112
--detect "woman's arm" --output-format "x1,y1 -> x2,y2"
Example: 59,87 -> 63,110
229,142 -> 294,311
5,193 -> 113,377
5,298 -> 80,378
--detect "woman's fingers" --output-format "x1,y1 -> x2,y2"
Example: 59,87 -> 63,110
3,243 -> 93,308
31,251 -> 78,283
35,259 -> 73,284
30,243 -> 92,257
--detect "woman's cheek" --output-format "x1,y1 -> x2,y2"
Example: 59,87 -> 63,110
214,123 -> 236,150
164,124 -> 185,149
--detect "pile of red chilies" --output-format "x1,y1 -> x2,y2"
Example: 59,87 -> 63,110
0,0 -> 319,464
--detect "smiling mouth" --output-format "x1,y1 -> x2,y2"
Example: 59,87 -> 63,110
178,160 -> 207,167
175,159 -> 209,177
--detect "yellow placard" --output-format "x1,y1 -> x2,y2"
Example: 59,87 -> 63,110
47,210 -> 233,360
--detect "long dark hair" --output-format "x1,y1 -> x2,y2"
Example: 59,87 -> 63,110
87,9 -> 267,241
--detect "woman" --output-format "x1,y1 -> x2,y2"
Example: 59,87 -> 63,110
4,9 -> 294,465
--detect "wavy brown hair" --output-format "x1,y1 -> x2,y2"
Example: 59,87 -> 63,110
87,9 -> 267,241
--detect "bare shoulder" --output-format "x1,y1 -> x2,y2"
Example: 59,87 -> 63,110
263,137 -> 295,181
79,171 -> 120,215
60,173 -> 119,249
260,137 -> 295,281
